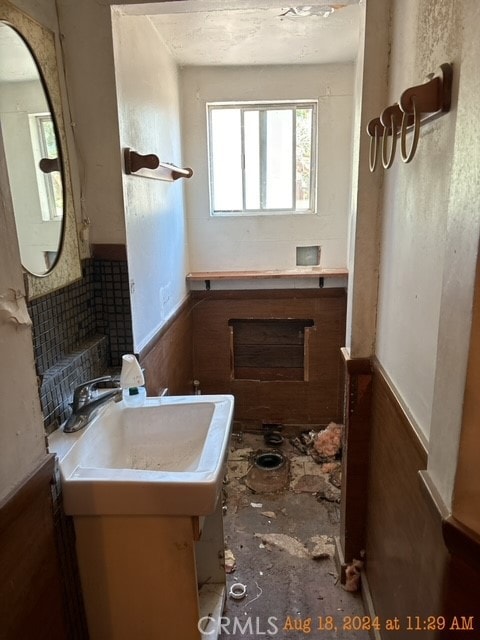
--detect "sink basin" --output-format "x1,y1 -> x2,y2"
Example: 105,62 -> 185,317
48,394 -> 234,516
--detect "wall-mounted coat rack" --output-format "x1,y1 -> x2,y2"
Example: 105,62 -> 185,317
366,63 -> 452,171
123,148 -> 193,181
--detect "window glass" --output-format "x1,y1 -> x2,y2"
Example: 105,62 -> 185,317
207,101 -> 316,216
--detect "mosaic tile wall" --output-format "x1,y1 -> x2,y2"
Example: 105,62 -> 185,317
28,258 -> 133,434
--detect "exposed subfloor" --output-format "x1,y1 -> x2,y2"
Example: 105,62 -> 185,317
220,433 -> 368,639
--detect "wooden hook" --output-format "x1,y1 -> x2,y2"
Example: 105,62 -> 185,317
124,148 -> 159,174
39,157 -> 61,173
399,63 -> 452,116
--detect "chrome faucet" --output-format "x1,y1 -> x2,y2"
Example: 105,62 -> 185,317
63,375 -> 121,433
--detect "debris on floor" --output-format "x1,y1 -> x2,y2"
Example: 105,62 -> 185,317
223,549 -> 237,573
221,432 -> 368,640
254,533 -> 310,559
309,535 -> 335,560
313,422 -> 344,460
343,558 -> 364,592
260,511 -> 276,519
254,533 -> 335,562
289,456 -> 341,502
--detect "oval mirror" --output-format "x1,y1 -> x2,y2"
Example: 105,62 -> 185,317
0,21 -> 64,276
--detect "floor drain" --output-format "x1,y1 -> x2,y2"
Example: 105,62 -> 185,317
254,451 -> 285,471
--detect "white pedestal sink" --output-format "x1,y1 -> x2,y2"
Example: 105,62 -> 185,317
48,394 -> 234,640
49,394 -> 234,516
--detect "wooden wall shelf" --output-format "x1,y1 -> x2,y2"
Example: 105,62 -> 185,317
186,268 -> 348,290
186,267 -> 348,290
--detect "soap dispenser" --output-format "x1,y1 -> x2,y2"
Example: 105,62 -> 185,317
120,354 -> 146,406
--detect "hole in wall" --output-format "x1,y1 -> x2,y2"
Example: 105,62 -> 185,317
296,245 -> 320,266
228,319 -> 314,381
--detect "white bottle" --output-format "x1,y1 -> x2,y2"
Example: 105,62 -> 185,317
120,354 -> 146,407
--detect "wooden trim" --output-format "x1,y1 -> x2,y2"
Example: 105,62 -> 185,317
191,288 -> 346,301
186,267 -> 348,281
443,516 -> 480,573
340,347 -> 372,375
139,296 -> 192,360
418,470 -> 450,524
91,243 -> 127,261
340,355 -> 373,562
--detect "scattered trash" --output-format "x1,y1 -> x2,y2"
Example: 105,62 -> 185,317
254,533 -> 310,559
313,422 -> 344,459
260,511 -> 276,519
289,436 -> 309,455
245,581 -> 263,606
224,549 -> 237,573
309,535 -> 335,560
316,480 -> 341,503
229,583 -> 247,600
250,502 -> 263,508
343,558 -> 364,592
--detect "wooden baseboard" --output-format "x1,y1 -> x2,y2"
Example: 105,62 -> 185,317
361,570 -> 382,640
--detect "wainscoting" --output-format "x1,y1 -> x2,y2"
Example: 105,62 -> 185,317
364,362 -> 480,635
0,456 -> 69,639
140,298 -> 194,397
191,289 -> 346,429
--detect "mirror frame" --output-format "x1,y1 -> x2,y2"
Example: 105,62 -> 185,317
0,1 -> 81,298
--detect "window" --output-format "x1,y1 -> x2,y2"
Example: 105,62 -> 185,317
207,101 -> 317,216
29,113 -> 62,221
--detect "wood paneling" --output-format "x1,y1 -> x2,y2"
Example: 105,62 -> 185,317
91,243 -> 127,261
0,455 -> 69,640
365,363 -> 480,632
140,298 -> 194,397
192,289 -> 346,427
366,364 -> 449,632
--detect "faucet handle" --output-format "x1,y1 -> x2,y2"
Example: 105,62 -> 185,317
72,376 -> 119,411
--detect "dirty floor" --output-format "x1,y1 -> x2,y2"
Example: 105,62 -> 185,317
220,432 -> 368,639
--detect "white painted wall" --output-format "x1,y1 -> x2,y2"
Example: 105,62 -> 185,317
180,64 -> 353,271
112,13 -> 189,352
375,0 -> 461,442
371,0 -> 480,508
427,0 -> 480,507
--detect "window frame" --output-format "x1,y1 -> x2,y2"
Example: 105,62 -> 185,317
207,100 -> 318,217
29,112 -> 63,221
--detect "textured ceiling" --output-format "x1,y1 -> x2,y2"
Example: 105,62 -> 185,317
147,4 -> 362,66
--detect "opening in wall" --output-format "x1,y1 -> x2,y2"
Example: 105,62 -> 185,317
228,319 -> 314,381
